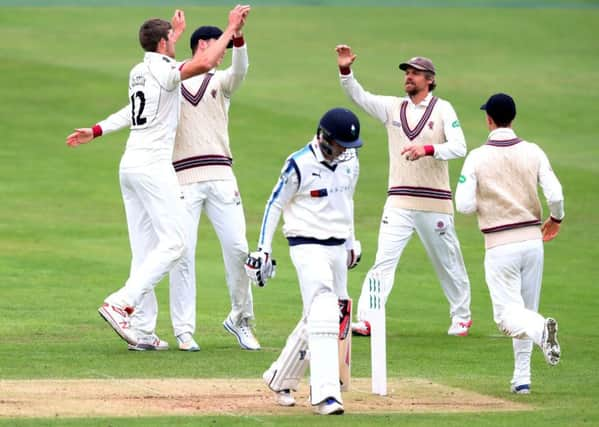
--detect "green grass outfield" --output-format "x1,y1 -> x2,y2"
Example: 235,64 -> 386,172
1,2 -> 598,426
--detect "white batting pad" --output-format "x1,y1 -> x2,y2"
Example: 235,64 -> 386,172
263,319 -> 309,392
308,293 -> 342,405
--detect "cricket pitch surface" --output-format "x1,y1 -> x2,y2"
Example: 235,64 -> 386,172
0,378 -> 530,418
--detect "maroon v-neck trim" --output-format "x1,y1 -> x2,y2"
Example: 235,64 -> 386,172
400,96 -> 438,141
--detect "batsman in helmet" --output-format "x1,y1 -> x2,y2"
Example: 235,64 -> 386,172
245,108 -> 363,415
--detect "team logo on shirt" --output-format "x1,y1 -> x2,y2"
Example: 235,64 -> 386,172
211,89 -> 217,98
458,175 -> 466,183
428,121 -> 434,130
452,120 -> 461,128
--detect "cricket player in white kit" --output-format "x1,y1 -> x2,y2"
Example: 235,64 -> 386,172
65,6 -> 250,348
455,93 -> 563,394
168,25 -> 259,351
246,108 -> 363,415
95,25 -> 259,352
335,46 -> 472,336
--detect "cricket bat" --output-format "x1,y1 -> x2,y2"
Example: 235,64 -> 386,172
338,298 -> 352,392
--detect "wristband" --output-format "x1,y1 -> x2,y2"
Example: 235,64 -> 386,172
92,125 -> 103,138
339,66 -> 351,75
550,216 -> 563,224
233,36 -> 245,47
424,145 -> 435,156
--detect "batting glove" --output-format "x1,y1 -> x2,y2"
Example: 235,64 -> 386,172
244,250 -> 277,287
346,240 -> 362,270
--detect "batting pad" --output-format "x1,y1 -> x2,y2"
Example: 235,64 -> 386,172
263,320 -> 309,392
308,293 -> 342,405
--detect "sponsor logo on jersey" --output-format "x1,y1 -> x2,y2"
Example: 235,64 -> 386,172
131,75 -> 146,87
452,120 -> 460,128
310,188 -> 328,198
458,175 -> 466,183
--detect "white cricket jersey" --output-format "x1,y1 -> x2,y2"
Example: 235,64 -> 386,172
119,52 -> 182,168
455,128 -> 564,248
258,139 -> 360,253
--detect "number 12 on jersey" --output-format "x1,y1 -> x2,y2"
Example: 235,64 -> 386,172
130,91 -> 147,126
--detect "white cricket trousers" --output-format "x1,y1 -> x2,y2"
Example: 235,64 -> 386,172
106,161 -> 186,336
167,179 -> 253,337
485,239 -> 546,386
357,205 -> 471,323
288,243 -> 348,405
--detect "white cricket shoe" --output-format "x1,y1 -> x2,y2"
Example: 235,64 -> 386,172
223,316 -> 261,350
542,318 -> 560,366
98,302 -> 138,346
351,320 -> 371,336
316,397 -> 344,415
447,319 -> 473,336
276,389 -> 296,407
128,334 -> 169,351
176,333 -> 200,352
511,383 -> 531,394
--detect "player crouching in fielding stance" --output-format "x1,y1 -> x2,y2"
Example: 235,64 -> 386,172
245,108 -> 363,415
455,93 -> 563,394
65,6 -> 250,348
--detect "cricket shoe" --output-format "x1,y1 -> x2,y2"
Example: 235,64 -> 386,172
351,320 -> 371,336
176,332 -> 200,352
223,316 -> 261,350
541,318 -> 560,366
511,383 -> 531,394
128,334 -> 169,351
275,389 -> 296,407
448,319 -> 473,336
98,302 -> 137,346
316,397 -> 344,415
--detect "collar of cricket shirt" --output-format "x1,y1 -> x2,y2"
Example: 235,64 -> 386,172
486,127 -> 522,147
407,92 -> 434,108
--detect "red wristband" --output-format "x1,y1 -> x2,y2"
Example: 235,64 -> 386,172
233,36 -> 245,47
92,125 -> 103,138
339,66 -> 351,75
550,216 -> 563,224
424,145 -> 435,156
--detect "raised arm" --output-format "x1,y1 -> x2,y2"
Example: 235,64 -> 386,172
220,31 -> 249,96
170,9 -> 186,44
180,5 -> 250,80
336,44 -> 393,124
